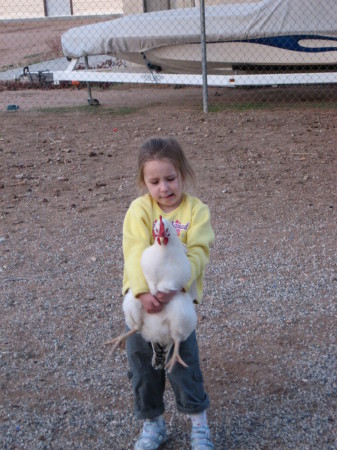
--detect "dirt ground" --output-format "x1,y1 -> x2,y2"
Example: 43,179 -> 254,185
1,18 -> 337,450
1,88 -> 337,449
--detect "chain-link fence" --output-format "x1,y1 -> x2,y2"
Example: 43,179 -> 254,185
1,0 -> 337,110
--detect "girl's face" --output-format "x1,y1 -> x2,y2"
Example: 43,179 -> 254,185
143,158 -> 184,213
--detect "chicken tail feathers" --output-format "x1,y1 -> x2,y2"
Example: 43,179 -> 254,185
151,342 -> 172,370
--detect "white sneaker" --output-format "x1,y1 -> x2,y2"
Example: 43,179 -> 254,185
134,418 -> 168,450
191,425 -> 214,449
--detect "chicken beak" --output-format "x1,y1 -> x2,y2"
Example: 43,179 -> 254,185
157,236 -> 168,246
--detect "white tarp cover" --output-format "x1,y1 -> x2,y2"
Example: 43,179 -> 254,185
62,0 -> 337,58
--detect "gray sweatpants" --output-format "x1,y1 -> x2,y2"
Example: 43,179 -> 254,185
126,330 -> 210,419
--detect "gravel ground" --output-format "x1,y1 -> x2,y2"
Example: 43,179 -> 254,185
0,93 -> 336,449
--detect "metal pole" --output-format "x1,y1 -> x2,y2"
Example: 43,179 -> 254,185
84,56 -> 93,103
199,0 -> 208,113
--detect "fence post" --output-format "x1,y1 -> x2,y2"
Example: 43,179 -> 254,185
199,0 -> 208,113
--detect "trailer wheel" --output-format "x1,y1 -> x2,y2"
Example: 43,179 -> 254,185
88,98 -> 100,106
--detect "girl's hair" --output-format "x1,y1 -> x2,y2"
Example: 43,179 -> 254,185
137,137 -> 196,193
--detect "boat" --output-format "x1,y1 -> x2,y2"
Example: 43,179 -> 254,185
61,0 -> 337,75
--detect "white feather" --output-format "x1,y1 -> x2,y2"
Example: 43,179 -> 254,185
141,218 -> 191,294
114,217 -> 197,372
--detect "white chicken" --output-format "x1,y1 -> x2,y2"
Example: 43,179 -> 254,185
106,215 -> 197,373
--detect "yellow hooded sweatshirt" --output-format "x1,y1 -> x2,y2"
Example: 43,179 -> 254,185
122,193 -> 214,303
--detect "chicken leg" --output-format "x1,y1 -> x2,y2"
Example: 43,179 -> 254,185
104,328 -> 138,353
165,339 -> 188,373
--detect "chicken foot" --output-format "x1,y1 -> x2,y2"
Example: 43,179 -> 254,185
104,328 -> 138,353
165,339 -> 188,373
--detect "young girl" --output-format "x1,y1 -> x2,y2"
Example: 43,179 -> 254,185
122,137 -> 215,450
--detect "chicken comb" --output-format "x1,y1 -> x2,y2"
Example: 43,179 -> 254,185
159,216 -> 169,245
152,219 -> 162,245
159,215 -> 165,236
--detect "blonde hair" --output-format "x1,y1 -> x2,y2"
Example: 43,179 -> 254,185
137,137 -> 196,193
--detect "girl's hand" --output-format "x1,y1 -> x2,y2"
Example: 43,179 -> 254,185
155,291 -> 177,304
137,291 -> 177,314
137,293 -> 165,314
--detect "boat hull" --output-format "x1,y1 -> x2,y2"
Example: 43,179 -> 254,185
121,36 -> 337,75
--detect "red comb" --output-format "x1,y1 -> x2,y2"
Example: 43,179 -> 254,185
160,216 -> 169,245
159,215 -> 165,236
154,216 -> 168,245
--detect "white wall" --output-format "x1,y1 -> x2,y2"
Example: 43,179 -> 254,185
73,0 -> 123,16
0,0 -> 123,20
0,0 -> 260,20
121,0 -> 260,16
0,0 -> 45,19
